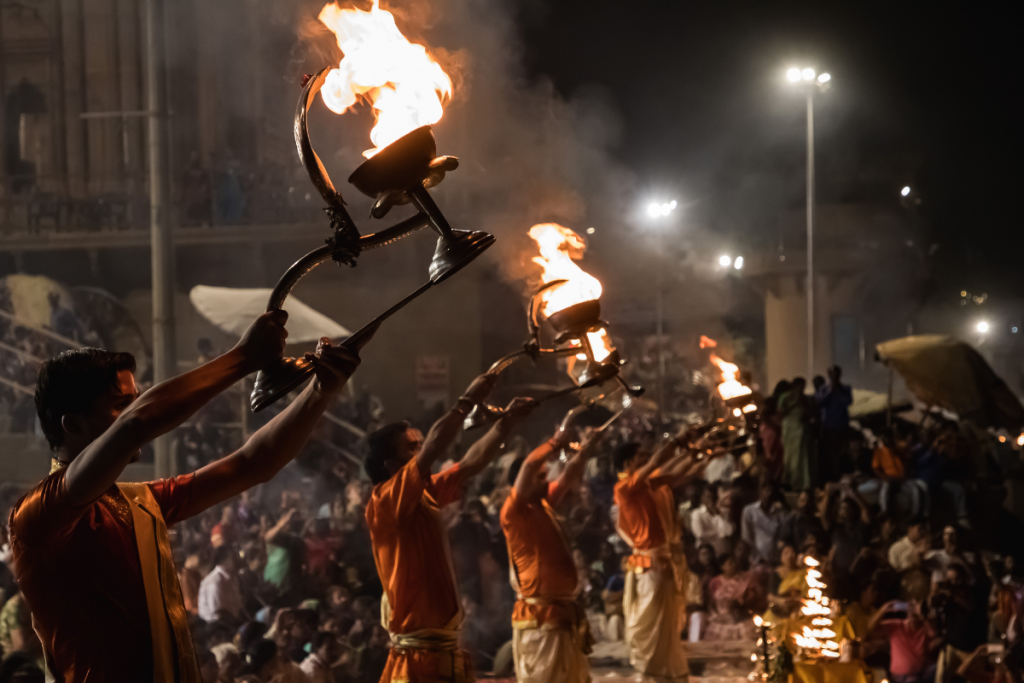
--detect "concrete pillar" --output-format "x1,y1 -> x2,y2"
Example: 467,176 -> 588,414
82,0 -> 121,193
59,0 -> 87,198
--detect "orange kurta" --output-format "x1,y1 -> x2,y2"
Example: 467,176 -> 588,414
8,468 -> 195,683
614,471 -> 678,571
365,458 -> 474,682
500,485 -> 579,629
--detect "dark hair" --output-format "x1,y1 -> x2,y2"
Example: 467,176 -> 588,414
196,649 -> 216,669
311,631 -> 336,651
365,421 -> 410,485
508,457 -> 526,486
908,516 -> 928,529
237,621 -> 268,652
243,638 -> 278,675
212,545 -> 234,568
0,652 -> 44,683
35,348 -> 136,451
613,442 -> 641,472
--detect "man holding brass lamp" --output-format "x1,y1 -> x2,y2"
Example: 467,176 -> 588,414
364,374 -> 537,683
9,311 -> 372,683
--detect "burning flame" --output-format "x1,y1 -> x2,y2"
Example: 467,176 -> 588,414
318,0 -> 452,158
792,556 -> 840,658
528,223 -> 611,362
703,339 -> 752,401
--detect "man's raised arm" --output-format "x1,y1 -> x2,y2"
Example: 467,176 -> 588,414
410,372 -> 498,479
550,426 -> 607,506
459,397 -> 537,479
184,334 -> 371,518
65,311 -> 289,506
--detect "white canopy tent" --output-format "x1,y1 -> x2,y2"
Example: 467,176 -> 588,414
189,285 -> 351,344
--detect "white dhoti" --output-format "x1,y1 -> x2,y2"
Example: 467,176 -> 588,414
512,626 -> 590,683
624,563 -> 689,683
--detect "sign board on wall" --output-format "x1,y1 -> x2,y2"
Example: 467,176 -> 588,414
415,354 -> 450,407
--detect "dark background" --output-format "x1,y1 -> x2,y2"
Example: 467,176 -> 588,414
516,0 -> 1022,297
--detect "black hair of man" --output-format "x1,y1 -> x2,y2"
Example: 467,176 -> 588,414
312,630 -> 336,651
211,545 -> 234,569
365,420 -> 411,485
613,442 -> 641,473
242,639 -> 277,675
35,348 -> 137,451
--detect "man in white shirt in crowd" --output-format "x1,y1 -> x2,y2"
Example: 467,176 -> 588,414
691,482 -> 734,555
888,518 -> 930,573
301,631 -> 341,683
741,481 -> 784,564
198,545 -> 244,622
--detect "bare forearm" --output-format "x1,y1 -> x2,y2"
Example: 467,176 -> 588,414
416,407 -> 467,477
635,440 -> 678,483
188,381 -> 334,517
460,416 -> 516,478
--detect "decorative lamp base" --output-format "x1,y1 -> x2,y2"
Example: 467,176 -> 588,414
251,356 -> 316,413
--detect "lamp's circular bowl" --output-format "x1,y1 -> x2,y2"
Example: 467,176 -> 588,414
348,126 -> 437,198
429,230 -> 497,284
547,299 -> 602,337
251,356 -> 316,413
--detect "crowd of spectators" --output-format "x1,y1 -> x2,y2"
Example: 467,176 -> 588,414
1,357 -> 1023,683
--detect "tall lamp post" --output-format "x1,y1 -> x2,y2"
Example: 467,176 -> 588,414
646,199 -> 677,423
787,66 -> 830,379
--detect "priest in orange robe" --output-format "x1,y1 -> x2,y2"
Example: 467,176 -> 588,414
500,419 -> 607,683
363,373 -> 537,683
9,313 -> 368,683
613,430 -> 707,683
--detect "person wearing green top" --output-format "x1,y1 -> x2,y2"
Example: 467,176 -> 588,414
779,377 -> 812,491
264,507 -> 306,604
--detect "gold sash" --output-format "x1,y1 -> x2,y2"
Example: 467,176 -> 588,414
121,483 -> 201,683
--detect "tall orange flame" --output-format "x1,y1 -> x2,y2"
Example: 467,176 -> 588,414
318,0 -> 452,158
528,223 -> 611,362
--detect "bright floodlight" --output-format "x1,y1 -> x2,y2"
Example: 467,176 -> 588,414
977,321 -> 990,333
734,256 -> 744,270
787,68 -> 801,82
818,72 -> 831,83
647,202 -> 661,218
718,255 -> 732,267
586,227 -> 595,234
669,200 -> 677,210
901,186 -> 911,197
801,68 -> 816,81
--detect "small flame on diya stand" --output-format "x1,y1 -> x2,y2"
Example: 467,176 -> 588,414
528,223 -> 614,365
709,351 -> 753,402
318,0 -> 453,158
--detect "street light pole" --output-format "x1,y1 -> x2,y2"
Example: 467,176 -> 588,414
146,0 -> 176,478
656,227 -> 665,423
806,91 -> 815,380
787,66 -> 829,379
645,199 -> 677,425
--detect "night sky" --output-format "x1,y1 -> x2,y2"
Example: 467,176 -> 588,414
517,1 -> 1022,297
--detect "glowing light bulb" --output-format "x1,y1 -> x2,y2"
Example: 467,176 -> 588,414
802,68 -> 816,81
787,68 -> 801,82
901,186 -> 911,197
719,255 -> 732,267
